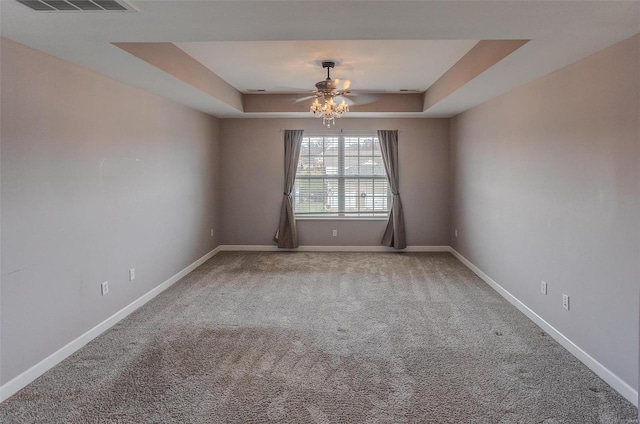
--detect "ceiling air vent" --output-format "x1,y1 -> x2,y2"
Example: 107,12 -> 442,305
16,0 -> 134,12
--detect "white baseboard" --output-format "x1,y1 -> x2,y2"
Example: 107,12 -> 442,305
218,244 -> 450,252
2,244 -> 635,408
449,248 -> 638,407
0,246 -> 223,403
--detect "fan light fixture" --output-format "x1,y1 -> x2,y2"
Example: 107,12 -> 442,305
310,61 -> 349,127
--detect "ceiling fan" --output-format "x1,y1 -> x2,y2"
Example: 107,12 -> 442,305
294,61 -> 350,126
296,60 -> 380,126
313,61 -> 351,98
295,61 -> 351,104
293,60 -> 381,104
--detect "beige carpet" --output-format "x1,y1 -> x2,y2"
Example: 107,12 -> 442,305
0,251 -> 637,423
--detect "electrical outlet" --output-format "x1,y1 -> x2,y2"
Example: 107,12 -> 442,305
332,229 -> 337,237
129,268 -> 135,281
541,280 -> 547,295
455,229 -> 458,237
562,294 -> 570,310
101,281 -> 109,296
210,228 -> 214,237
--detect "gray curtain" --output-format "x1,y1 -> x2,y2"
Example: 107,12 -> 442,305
273,129 -> 304,248
378,130 -> 407,249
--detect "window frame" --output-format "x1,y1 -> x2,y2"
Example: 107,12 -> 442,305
294,132 -> 391,220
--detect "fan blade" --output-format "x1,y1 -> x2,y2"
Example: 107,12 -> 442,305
333,78 -> 351,91
346,89 -> 384,94
294,95 -> 317,103
335,95 -> 355,106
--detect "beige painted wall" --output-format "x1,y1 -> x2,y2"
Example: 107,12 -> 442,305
0,39 -> 221,384
450,34 -> 640,391
2,29 -> 637,405
219,118 -> 450,246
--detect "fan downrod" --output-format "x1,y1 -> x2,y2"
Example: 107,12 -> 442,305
322,61 -> 335,79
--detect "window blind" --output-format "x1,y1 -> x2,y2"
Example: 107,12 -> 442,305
294,134 -> 390,218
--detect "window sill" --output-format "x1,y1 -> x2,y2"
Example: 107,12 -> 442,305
295,216 -> 389,221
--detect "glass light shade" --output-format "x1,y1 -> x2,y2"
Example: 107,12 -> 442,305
310,95 -> 349,127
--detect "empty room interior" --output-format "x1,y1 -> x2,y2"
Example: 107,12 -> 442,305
1,0 -> 639,422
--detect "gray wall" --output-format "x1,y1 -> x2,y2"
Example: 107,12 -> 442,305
0,39 -> 221,385
450,34 -> 640,391
219,118 -> 450,246
2,31 -> 637,402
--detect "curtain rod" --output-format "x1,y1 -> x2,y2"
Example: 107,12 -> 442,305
278,129 -> 401,134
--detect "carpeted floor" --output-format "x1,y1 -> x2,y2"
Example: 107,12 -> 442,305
0,251 -> 637,423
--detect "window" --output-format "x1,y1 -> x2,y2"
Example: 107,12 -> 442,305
294,134 -> 390,218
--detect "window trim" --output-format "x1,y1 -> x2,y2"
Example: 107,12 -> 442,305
294,132 -> 391,220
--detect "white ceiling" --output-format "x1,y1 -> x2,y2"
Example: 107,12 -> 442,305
174,40 -> 479,93
1,0 -> 639,118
